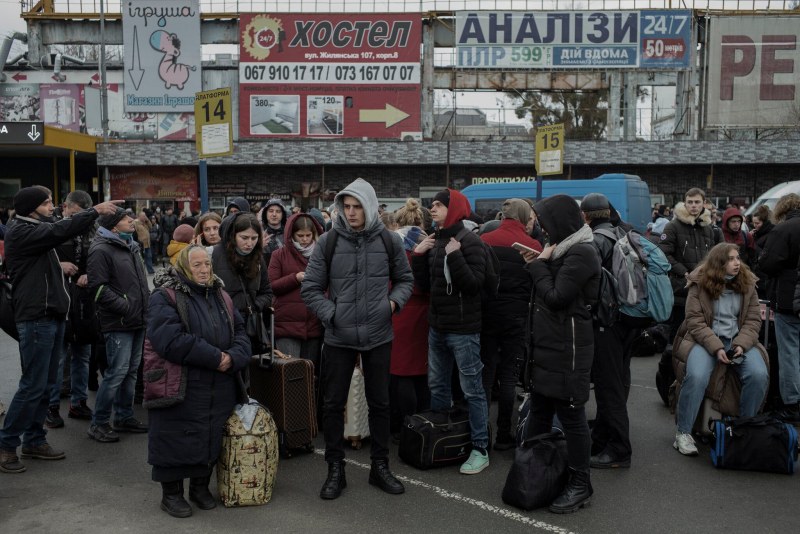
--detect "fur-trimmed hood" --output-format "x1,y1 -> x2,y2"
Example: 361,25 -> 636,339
672,202 -> 712,227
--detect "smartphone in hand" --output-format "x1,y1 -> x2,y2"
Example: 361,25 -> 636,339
512,242 -> 540,255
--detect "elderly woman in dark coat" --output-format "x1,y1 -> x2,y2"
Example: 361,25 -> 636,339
519,194 -> 600,515
145,245 -> 251,518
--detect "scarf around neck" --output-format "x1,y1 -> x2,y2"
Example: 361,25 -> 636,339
551,224 -> 594,261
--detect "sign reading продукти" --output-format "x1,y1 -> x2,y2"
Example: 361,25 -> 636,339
0,122 -> 44,144
238,13 -> 421,139
456,10 -> 692,69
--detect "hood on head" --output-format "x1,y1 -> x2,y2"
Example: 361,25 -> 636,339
258,198 -> 288,229
334,178 -> 381,232
219,211 -> 246,245
283,212 -> 324,243
722,207 -> 743,233
226,197 -> 250,216
534,195 -> 583,243
442,189 -> 472,228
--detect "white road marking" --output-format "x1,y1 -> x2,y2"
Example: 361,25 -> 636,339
314,449 -> 578,534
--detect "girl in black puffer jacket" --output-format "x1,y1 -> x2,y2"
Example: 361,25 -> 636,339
522,194 -> 600,515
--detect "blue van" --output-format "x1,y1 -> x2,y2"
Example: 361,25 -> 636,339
459,174 -> 652,233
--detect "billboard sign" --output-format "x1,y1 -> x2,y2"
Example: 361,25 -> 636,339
122,0 -> 201,112
456,10 -> 691,69
706,16 -> 800,128
239,13 -> 421,139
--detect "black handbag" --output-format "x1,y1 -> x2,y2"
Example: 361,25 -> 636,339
502,429 -> 569,510
0,278 -> 18,341
399,407 -> 473,469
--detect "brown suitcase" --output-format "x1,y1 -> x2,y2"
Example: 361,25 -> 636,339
249,353 -> 318,457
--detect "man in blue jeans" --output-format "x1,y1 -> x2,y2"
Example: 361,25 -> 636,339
0,186 -> 121,474
412,189 -> 490,475
87,207 -> 150,443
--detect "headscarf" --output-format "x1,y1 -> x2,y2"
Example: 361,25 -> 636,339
175,244 -> 215,286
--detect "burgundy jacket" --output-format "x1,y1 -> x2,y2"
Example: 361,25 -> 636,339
268,213 -> 324,340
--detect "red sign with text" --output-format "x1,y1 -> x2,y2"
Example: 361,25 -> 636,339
239,13 -> 421,139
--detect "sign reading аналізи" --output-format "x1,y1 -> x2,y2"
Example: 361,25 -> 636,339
456,10 -> 692,69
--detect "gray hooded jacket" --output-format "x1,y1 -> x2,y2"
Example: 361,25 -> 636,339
301,178 -> 413,350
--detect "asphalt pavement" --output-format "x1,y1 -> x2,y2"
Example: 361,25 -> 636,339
1,328 -> 798,534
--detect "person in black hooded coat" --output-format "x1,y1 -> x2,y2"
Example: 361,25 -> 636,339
146,245 -> 250,517
520,194 -> 600,514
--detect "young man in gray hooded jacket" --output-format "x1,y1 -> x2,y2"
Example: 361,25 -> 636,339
302,178 -> 414,500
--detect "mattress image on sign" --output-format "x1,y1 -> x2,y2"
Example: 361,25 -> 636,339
250,95 -> 299,135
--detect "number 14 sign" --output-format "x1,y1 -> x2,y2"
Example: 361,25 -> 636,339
195,87 -> 234,158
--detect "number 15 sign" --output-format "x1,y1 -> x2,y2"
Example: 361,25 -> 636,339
195,87 -> 233,158
535,123 -> 564,176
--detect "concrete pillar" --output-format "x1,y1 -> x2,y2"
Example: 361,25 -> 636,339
608,72 -> 621,141
421,19 -> 435,140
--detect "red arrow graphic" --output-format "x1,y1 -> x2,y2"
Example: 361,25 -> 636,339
11,73 -> 27,82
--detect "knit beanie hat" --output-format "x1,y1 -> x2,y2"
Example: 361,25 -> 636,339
13,186 -> 50,216
98,207 -> 128,230
432,190 -> 450,208
173,224 -> 195,244
501,198 -> 532,223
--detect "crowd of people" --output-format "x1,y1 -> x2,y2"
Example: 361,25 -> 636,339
0,181 -> 799,518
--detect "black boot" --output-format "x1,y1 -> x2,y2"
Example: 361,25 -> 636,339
369,459 -> 405,495
188,476 -> 217,510
319,461 -> 347,500
549,468 -> 593,514
160,480 -> 192,518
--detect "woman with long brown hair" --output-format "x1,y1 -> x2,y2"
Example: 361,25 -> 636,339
211,213 -> 272,353
193,212 -> 222,247
672,243 -> 769,456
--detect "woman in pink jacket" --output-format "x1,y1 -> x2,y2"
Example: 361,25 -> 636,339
268,213 -> 325,368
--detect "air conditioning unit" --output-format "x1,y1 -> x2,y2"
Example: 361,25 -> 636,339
401,131 -> 423,141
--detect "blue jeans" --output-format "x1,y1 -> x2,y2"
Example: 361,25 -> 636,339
92,329 -> 145,426
0,318 -> 65,451
774,312 -> 800,405
143,247 -> 154,274
49,342 -> 92,407
428,328 -> 489,449
676,340 -> 769,433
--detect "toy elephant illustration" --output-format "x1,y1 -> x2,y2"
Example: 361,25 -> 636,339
150,30 -> 196,90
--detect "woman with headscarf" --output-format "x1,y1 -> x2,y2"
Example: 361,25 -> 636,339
518,194 -> 600,514
211,212 -> 273,354
145,245 -> 251,517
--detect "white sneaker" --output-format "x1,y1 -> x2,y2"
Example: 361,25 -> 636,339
673,432 -> 698,456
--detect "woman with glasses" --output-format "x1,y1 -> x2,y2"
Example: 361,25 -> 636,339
672,243 -> 769,457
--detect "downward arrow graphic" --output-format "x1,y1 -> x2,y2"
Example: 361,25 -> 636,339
127,26 -> 146,90
28,124 -> 41,141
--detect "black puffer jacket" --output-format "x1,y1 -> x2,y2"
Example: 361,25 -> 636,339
658,203 -> 721,305
146,269 -> 250,471
759,210 -> 800,314
88,228 -> 150,332
794,254 -> 800,317
412,190 -> 486,334
4,211 -> 99,322
526,195 -> 600,404
752,220 -> 774,298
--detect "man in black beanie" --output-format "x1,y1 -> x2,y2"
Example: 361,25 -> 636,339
0,187 -> 122,474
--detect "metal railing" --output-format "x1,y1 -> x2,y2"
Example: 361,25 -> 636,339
20,1 -> 800,15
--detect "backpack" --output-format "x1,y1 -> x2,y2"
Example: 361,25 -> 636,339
455,228 -> 501,298
593,267 -> 620,328
595,227 -> 674,323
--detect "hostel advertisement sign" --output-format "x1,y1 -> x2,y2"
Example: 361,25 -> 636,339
239,13 -> 421,139
456,10 -> 691,69
122,0 -> 201,112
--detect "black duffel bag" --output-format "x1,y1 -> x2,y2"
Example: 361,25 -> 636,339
0,278 -> 19,341
502,429 -> 569,510
399,407 -> 472,470
710,414 -> 798,474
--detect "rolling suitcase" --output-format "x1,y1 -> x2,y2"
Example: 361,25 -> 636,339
249,348 -> 318,458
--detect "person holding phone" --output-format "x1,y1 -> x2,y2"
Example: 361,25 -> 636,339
479,199 -> 541,450
519,194 -> 599,514
672,243 -> 769,457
